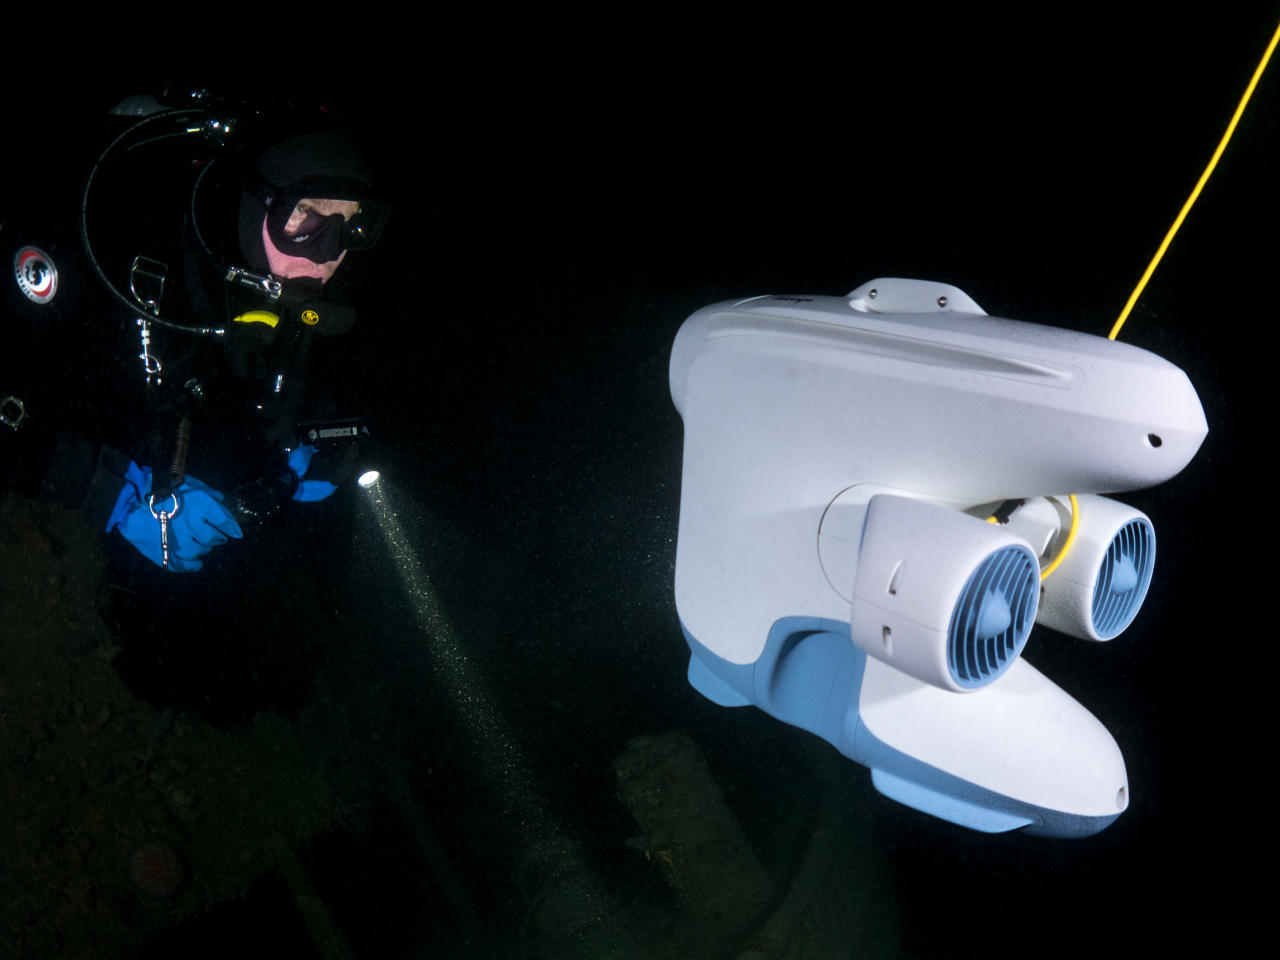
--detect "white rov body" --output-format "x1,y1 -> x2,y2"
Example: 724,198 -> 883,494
670,278 -> 1206,837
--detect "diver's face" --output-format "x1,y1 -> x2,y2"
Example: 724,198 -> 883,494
283,198 -> 361,238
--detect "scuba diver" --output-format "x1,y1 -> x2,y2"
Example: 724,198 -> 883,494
2,90 -> 390,574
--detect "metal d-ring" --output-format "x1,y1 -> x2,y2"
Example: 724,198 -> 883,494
129,255 -> 168,315
147,491 -> 181,521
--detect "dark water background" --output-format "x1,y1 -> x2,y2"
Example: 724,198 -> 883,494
3,11 -> 1276,956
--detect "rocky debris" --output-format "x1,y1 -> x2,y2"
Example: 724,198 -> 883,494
0,493 -> 374,959
614,731 -> 776,948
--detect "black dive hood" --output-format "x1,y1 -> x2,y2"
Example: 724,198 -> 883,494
234,131 -> 389,335
238,131 -> 389,267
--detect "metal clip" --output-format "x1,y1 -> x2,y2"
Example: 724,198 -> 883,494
225,266 -> 283,301
137,317 -> 162,385
1,394 -> 26,430
129,256 -> 168,315
148,491 -> 182,570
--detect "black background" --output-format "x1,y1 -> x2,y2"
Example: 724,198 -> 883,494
4,10 -> 1277,957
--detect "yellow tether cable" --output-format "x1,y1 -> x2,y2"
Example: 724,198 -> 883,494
985,494 -> 1081,581
1108,17 -> 1280,341
1040,495 -> 1080,582
991,25 -> 1273,580
1042,22 -> 1280,583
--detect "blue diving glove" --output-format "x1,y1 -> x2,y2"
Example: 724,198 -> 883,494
107,462 -> 244,572
287,445 -> 339,502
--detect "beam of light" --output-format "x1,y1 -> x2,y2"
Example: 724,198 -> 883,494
356,477 -> 611,935
359,473 -> 545,829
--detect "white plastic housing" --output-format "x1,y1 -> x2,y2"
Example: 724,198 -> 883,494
670,280 -> 1207,502
857,656 -> 1130,822
850,495 -> 1039,691
668,280 -> 1192,835
671,278 -> 1206,665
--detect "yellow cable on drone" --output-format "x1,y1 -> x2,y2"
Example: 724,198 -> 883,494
1040,495 -> 1080,582
996,25 -> 1274,580
1109,18 -> 1280,341
985,495 -> 1081,581
1035,21 -> 1280,583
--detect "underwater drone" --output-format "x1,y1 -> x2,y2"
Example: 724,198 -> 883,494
669,278 -> 1206,838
